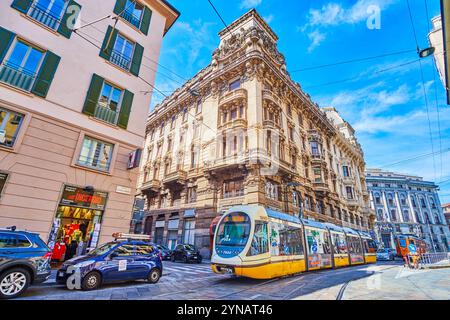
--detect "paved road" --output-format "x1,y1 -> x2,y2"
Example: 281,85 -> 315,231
17,261 -> 449,300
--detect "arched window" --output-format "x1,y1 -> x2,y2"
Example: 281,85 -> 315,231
415,211 -> 422,223
374,192 -> 381,204
377,209 -> 383,221
433,212 -> 441,224
390,209 -> 397,221
387,194 -> 394,206
429,197 -> 436,209
420,198 -> 426,208
400,194 -> 407,206
403,210 -> 410,222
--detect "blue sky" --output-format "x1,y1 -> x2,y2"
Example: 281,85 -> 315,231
150,0 -> 450,204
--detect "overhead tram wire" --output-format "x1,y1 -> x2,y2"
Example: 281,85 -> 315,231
378,148 -> 450,168
291,49 -> 417,72
424,0 -> 444,181
303,58 -> 420,90
405,0 -> 437,181
207,0 -> 233,36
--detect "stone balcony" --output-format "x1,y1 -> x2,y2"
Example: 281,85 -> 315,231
219,88 -> 247,107
262,89 -> 283,106
310,153 -> 326,164
218,118 -> 248,130
313,181 -> 329,192
342,176 -> 355,184
141,179 -> 161,193
163,170 -> 187,186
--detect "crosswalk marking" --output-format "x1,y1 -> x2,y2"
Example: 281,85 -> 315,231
164,265 -> 212,274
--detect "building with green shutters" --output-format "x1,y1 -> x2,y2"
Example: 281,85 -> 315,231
0,0 -> 179,257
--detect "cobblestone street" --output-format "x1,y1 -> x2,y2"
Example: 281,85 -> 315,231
17,261 -> 450,300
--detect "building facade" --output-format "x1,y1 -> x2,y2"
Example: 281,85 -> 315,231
0,0 -> 178,259
136,10 -> 374,257
442,203 -> 450,229
366,169 -> 450,252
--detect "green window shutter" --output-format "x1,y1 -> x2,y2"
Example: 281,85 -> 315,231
0,27 -> 16,64
140,6 -> 152,35
31,51 -> 61,98
82,74 -> 104,116
99,26 -> 118,60
113,0 -> 127,15
57,0 -> 82,39
11,0 -> 32,13
130,43 -> 143,77
117,89 -> 134,129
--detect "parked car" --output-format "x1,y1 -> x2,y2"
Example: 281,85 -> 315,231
0,227 -> 52,299
56,234 -> 162,291
171,244 -> 202,263
376,248 -> 396,261
156,244 -> 172,261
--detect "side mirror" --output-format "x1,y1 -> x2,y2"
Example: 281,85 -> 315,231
109,252 -> 118,259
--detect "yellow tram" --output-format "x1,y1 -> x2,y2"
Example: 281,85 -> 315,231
211,205 -> 377,279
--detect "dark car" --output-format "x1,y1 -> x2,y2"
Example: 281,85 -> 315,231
56,234 -> 163,291
156,244 -> 172,261
171,244 -> 202,263
0,227 -> 52,299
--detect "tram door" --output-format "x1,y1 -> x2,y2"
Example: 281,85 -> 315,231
304,227 -> 332,270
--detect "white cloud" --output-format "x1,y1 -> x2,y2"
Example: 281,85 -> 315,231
307,30 -> 326,52
240,0 -> 262,9
263,14 -> 274,24
301,0 -> 399,51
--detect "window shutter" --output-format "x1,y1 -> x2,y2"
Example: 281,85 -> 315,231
140,6 -> 152,35
11,0 -> 32,13
99,26 -> 118,60
130,43 -> 143,77
31,51 -> 61,98
117,89 -> 134,129
113,0 -> 127,15
0,27 -> 16,64
58,0 -> 82,39
82,74 -> 104,116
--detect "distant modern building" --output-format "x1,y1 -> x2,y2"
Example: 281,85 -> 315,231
366,169 -> 450,252
443,203 -> 450,229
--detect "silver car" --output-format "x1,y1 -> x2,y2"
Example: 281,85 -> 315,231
376,248 -> 396,261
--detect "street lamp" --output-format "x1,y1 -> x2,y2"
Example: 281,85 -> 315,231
418,47 -> 435,58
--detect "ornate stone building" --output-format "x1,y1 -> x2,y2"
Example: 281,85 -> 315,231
366,169 -> 450,252
136,10 -> 374,256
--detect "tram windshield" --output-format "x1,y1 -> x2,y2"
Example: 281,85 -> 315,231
215,212 -> 251,247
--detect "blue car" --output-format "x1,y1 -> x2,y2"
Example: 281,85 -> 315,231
56,235 -> 163,291
0,227 -> 52,299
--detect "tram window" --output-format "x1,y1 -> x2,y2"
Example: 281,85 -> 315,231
348,237 -> 363,254
269,222 -> 304,256
247,222 -> 269,256
215,212 -> 250,247
364,239 -> 377,253
305,229 -> 331,255
331,233 -> 348,254
399,239 -> 407,247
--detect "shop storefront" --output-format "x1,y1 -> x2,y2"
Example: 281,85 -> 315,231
48,185 -> 108,262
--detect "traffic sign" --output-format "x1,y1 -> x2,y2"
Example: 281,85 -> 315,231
408,244 -> 417,253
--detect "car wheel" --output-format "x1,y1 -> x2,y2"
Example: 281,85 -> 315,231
147,268 -> 161,284
171,255 -> 175,262
197,258 -> 202,264
81,272 -> 101,291
0,268 -> 30,299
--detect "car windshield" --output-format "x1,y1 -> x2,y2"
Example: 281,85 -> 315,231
87,242 -> 117,256
377,249 -> 387,253
215,212 -> 251,247
185,244 -> 196,251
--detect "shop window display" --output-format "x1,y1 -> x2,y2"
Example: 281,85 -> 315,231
48,185 -> 108,262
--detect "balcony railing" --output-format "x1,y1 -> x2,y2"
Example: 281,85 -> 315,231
121,9 -> 142,29
28,2 -> 63,30
94,104 -> 119,124
0,62 -> 36,92
110,50 -> 132,71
